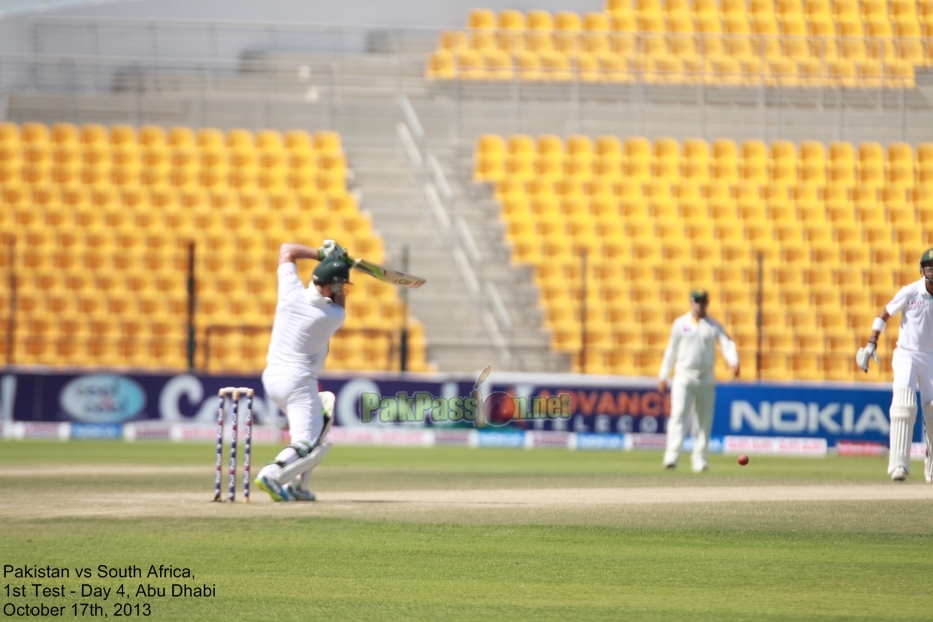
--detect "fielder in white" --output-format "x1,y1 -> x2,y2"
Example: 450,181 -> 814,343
658,289 -> 740,472
255,240 -> 350,502
856,248 -> 933,482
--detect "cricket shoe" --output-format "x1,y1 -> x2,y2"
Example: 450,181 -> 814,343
663,462 -> 677,469
891,466 -> 909,482
692,461 -> 709,473
255,474 -> 292,502
285,485 -> 316,502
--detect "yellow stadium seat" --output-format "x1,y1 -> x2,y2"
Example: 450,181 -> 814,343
526,10 -> 554,51
426,46 -> 457,75
468,8 -> 496,30
470,29 -> 497,52
498,10 -> 525,49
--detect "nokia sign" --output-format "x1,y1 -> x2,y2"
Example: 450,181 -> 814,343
713,384 -> 917,447
730,401 -> 889,436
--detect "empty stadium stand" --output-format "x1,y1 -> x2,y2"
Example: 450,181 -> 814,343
0,122 -> 431,373
475,132 -> 932,381
428,1 -> 928,86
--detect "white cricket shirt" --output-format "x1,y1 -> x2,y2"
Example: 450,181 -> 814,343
885,279 -> 933,353
658,313 -> 739,382
264,262 -> 346,377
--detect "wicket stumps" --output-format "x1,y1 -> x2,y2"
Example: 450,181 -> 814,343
213,387 -> 254,503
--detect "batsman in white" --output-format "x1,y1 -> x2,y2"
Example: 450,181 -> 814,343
658,289 -> 740,472
857,248 -> 933,483
255,240 -> 350,502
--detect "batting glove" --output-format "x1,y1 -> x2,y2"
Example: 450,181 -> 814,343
855,342 -> 879,373
319,239 -> 347,261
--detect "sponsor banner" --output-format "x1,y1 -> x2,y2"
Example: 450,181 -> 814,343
180,424 -> 222,442
2,372 -> 287,427
433,429 -> 472,446
328,427 -> 434,447
528,431 -> 572,449
71,423 -> 122,440
714,383 -> 908,447
0,369 -> 903,449
124,423 -> 173,441
476,430 -> 525,448
252,427 -> 287,444
836,441 -> 888,457
21,422 -> 69,440
682,436 -> 725,454
59,375 -> 146,424
575,433 -> 626,451
630,433 -> 667,451
723,435 -> 828,456
483,383 -> 666,435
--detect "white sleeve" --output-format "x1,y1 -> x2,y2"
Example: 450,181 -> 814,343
885,286 -> 909,317
277,262 -> 304,301
717,325 -> 739,368
658,320 -> 681,379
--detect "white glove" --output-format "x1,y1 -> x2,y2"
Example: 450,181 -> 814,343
856,342 -> 879,373
319,239 -> 347,261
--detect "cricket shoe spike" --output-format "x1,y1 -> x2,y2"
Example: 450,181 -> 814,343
256,474 -> 292,502
285,485 -> 316,502
891,466 -> 909,482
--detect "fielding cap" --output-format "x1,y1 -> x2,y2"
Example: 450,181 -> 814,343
690,289 -> 709,302
312,258 -> 350,286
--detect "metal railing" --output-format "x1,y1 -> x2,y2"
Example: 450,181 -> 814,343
28,15 -> 439,59
397,93 -> 513,366
0,52 -> 341,129
202,325 -> 401,372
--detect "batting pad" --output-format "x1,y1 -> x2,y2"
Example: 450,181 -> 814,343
275,442 -> 331,484
889,388 -> 917,474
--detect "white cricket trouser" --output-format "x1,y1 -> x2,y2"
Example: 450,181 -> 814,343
891,348 -> 933,403
664,376 -> 716,467
890,349 -> 933,478
261,371 -> 324,446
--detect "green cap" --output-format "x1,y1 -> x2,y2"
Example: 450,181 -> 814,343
690,289 -> 709,302
921,248 -> 933,266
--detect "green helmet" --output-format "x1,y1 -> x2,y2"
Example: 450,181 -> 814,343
920,248 -> 933,275
312,258 -> 350,286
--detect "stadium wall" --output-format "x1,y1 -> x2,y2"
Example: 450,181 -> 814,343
0,369 -> 917,456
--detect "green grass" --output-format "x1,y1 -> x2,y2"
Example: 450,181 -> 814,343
1,441 -> 929,621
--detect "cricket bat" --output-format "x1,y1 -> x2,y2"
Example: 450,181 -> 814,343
348,256 -> 426,289
472,365 -> 492,428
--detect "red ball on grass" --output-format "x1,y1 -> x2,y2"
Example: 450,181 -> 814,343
738,454 -> 749,466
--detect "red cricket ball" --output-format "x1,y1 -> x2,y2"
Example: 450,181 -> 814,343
483,392 -> 515,426
738,454 -> 749,466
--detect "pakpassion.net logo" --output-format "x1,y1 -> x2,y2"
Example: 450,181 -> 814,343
358,366 -> 571,427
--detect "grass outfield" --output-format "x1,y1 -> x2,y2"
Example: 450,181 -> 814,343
2,442 -> 932,621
